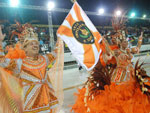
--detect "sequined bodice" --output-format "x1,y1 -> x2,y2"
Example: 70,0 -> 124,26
21,55 -> 47,80
19,55 -> 58,112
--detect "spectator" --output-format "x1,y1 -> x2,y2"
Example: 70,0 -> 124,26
39,38 -> 44,45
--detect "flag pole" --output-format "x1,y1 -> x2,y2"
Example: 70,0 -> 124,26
70,0 -> 77,3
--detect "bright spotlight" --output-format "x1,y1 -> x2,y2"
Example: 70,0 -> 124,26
143,14 -> 147,18
131,12 -> 135,18
98,8 -> 104,15
115,10 -> 122,16
47,1 -> 55,10
10,0 -> 19,7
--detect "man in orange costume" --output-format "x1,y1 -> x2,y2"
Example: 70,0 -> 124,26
0,26 -> 62,113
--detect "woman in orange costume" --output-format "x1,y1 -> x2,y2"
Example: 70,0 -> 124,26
111,39 -> 133,82
72,40 -> 150,113
72,27 -> 150,113
111,31 -> 143,83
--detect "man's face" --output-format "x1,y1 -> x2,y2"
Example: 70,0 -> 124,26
24,41 -> 39,57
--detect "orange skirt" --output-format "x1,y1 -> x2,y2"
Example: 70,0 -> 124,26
72,81 -> 150,113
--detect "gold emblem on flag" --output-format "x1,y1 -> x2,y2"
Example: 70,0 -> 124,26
72,21 -> 95,44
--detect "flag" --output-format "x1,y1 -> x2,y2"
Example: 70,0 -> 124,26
57,2 -> 102,71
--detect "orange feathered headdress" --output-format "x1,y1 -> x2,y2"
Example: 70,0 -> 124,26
111,12 -> 128,41
21,27 -> 38,48
6,22 -> 38,59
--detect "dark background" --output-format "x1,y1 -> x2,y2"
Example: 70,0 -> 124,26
0,0 -> 150,26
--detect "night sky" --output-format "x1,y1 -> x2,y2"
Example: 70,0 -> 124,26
0,0 -> 150,26
5,0 -> 150,14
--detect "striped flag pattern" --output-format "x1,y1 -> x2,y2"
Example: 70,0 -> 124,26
57,2 -> 102,71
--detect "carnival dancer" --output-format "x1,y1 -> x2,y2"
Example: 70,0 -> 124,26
111,31 -> 143,83
71,34 -> 150,113
0,25 -> 64,113
105,14 -> 144,83
72,24 -> 150,113
111,38 -> 133,82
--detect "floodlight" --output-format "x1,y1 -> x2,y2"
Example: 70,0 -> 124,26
131,12 -> 135,18
143,14 -> 147,18
115,10 -> 122,16
47,1 -> 55,10
98,8 -> 104,15
10,0 -> 19,7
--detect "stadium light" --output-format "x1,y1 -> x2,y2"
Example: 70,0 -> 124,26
47,1 -> 55,10
10,0 -> 19,7
115,10 -> 122,16
130,12 -> 135,18
143,14 -> 147,18
98,8 -> 104,15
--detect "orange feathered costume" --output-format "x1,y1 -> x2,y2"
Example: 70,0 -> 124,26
72,80 -> 150,113
72,60 -> 150,113
5,43 -> 26,59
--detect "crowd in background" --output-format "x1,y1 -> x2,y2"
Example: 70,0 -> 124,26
2,25 -> 150,54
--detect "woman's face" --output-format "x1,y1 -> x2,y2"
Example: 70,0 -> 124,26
111,37 -> 117,44
121,40 -> 128,49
